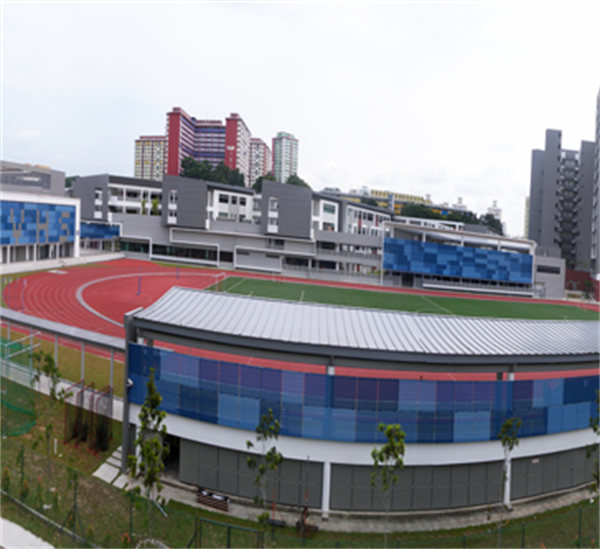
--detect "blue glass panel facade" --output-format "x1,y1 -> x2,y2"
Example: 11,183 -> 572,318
383,238 -> 533,284
128,344 -> 598,443
80,222 -> 120,240
0,201 -> 75,245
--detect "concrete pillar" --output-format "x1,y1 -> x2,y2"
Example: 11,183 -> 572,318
110,349 -> 114,388
33,243 -> 37,261
6,246 -> 10,264
81,341 -> 85,381
321,461 -> 331,520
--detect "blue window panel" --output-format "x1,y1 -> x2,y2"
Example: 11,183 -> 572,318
304,374 -> 326,407
562,403 -> 579,431
513,381 -> 533,411
357,378 -> 378,403
198,389 -> 218,423
399,380 -> 435,412
473,381 -> 495,412
159,352 -> 178,379
356,410 -> 379,442
378,380 -> 399,411
282,371 -> 304,403
547,406 -> 563,434
493,382 -> 512,411
200,359 -> 219,382
398,380 -> 420,411
239,397 -> 260,431
454,411 -> 491,442
280,402 -> 302,437
178,354 -> 200,387
260,399 -> 281,423
434,411 -> 454,443
128,344 -> 145,376
576,402 -> 591,429
218,393 -> 239,427
240,366 -> 260,399
220,362 -> 239,386
519,408 -> 547,437
436,382 -> 455,412
376,410 -> 398,429
490,410 -> 510,437
302,406 -> 327,439
417,411 -> 435,443
454,382 -> 474,412
128,374 -> 146,405
542,379 -> 564,407
156,379 -> 179,415
330,408 -> 356,441
179,385 -> 201,419
398,411 -> 417,443
261,369 -> 282,393
333,377 -> 356,405
563,377 -> 597,405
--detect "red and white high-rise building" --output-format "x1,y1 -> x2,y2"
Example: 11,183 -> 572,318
165,107 -> 197,176
164,108 -> 252,184
225,113 -> 251,186
249,138 -> 272,187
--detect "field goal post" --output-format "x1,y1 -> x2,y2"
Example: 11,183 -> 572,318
213,272 -> 227,293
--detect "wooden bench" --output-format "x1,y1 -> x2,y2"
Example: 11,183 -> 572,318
196,488 -> 229,512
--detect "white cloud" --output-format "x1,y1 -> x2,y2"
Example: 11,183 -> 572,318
1,1 -> 598,237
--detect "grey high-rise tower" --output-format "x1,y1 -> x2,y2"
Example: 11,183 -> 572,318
528,129 -> 595,270
591,89 -> 600,274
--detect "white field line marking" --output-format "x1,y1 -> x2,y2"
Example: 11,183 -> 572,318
226,278 -> 246,294
300,290 -> 305,302
420,295 -> 454,315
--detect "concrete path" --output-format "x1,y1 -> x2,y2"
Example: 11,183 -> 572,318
0,252 -> 125,276
0,517 -> 53,549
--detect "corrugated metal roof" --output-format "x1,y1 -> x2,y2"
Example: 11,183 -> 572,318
133,288 -> 599,358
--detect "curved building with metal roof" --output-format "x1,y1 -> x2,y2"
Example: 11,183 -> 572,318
123,289 -> 599,518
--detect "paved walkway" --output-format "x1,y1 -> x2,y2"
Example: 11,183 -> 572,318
0,252 -> 124,276
0,517 -> 53,549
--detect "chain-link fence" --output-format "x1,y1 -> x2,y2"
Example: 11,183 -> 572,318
1,336 -> 37,437
1,437 -> 598,548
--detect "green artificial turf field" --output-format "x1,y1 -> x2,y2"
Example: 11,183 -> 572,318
214,276 -> 600,320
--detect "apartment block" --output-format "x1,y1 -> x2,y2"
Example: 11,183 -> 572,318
592,89 -> 600,274
249,138 -> 272,187
225,113 -> 251,186
272,131 -> 299,183
528,129 -> 595,270
134,136 -> 166,181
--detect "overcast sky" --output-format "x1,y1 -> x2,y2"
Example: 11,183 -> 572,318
2,2 -> 599,237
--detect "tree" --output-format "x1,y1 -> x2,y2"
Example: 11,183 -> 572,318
246,409 -> 284,525
497,416 -> 521,548
371,423 -> 406,549
252,172 -> 275,193
285,174 -> 311,189
127,367 -> 169,541
151,198 -> 160,216
360,196 -> 379,207
31,351 -> 70,495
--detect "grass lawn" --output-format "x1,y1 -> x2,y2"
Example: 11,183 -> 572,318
217,277 -> 600,321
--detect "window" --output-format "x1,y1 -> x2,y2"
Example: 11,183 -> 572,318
169,190 -> 177,204
323,203 -> 336,214
240,197 -> 246,206
219,194 -> 229,204
537,265 -> 561,275
269,197 -> 279,211
231,196 -> 238,205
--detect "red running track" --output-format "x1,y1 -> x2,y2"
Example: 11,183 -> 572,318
2,258 -> 597,380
